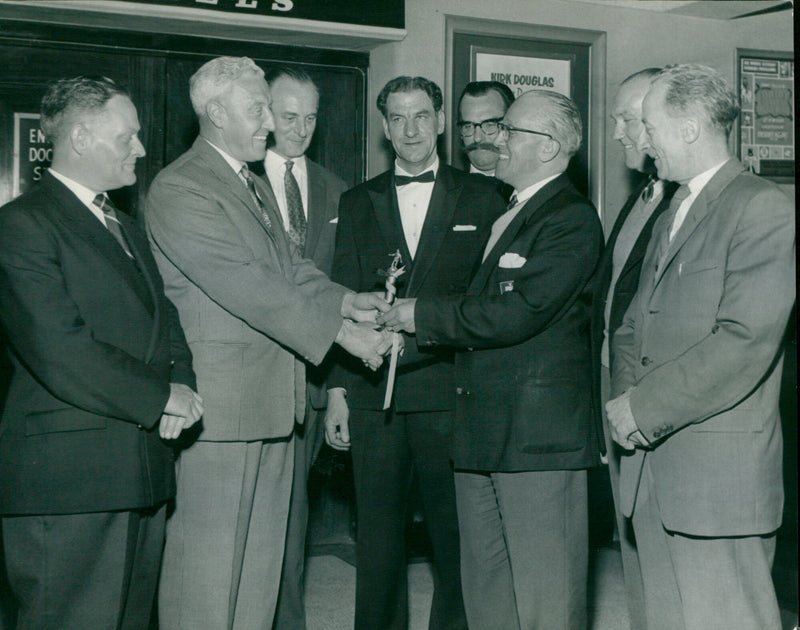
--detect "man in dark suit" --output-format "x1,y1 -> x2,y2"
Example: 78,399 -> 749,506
0,76 -> 203,629
607,64 -> 794,630
594,67 -> 679,630
263,66 -> 348,630
146,57 -> 390,629
325,76 -> 504,630
380,89 -> 603,630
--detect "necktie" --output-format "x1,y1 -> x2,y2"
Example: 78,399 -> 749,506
92,194 -> 133,258
284,160 -> 306,249
654,184 -> 690,273
640,176 -> 657,203
240,165 -> 272,229
395,170 -> 435,186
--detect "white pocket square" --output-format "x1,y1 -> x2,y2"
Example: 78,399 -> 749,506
498,252 -> 527,268
329,217 -> 338,224
452,224 -> 477,231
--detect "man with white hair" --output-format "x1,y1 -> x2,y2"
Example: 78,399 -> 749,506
146,56 -> 391,629
607,63 -> 794,629
380,89 -> 603,630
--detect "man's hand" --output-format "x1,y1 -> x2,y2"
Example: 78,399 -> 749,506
341,292 -> 391,323
605,388 -> 648,450
335,320 -> 393,370
324,388 -> 350,450
161,383 -> 204,439
376,298 -> 417,334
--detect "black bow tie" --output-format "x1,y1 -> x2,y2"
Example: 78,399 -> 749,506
395,171 -> 435,186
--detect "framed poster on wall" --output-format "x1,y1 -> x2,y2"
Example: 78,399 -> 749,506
446,17 -> 605,210
736,48 -> 794,183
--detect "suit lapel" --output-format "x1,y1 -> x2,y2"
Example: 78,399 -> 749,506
369,173 -> 413,271
471,175 -> 569,293
44,174 -> 154,313
304,161 -> 327,259
654,160 -> 743,286
404,167 -> 459,295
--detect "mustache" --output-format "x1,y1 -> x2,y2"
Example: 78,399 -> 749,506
465,142 -> 499,154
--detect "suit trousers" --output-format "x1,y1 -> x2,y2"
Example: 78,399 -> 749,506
601,367 -> 648,629
159,437 -> 293,630
454,469 -> 588,630
3,504 -> 166,630
274,411 -> 326,630
350,408 -> 466,630
633,458 -> 781,630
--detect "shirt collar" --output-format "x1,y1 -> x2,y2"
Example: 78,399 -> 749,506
513,172 -> 562,207
395,156 -> 439,178
204,138 -> 246,176
266,149 -> 307,176
686,159 -> 728,197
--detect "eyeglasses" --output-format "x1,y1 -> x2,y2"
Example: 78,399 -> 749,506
496,121 -> 556,141
456,118 -> 503,137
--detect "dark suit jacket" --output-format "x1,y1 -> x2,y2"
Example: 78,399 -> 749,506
415,174 -> 604,471
330,165 -> 504,412
612,159 -> 794,536
0,172 -> 195,515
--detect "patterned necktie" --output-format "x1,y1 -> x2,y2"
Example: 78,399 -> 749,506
240,165 -> 272,229
395,170 -> 435,186
92,194 -> 133,258
284,160 -> 306,249
506,193 -> 519,211
654,184 -> 690,273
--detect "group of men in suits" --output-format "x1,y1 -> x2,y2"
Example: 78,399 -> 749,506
0,55 -> 792,630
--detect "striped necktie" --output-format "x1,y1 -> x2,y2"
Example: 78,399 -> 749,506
92,194 -> 133,258
240,165 -> 272,229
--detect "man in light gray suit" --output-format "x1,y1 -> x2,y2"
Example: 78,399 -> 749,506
263,66 -> 348,630
607,63 -> 794,630
146,56 -> 390,630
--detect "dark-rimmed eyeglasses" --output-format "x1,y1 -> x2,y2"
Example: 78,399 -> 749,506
496,121 -> 556,142
456,118 -> 503,137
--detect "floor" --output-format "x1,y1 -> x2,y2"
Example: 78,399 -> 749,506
304,544 -> 799,630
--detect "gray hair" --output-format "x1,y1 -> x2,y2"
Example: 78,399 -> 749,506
654,63 -> 739,137
40,76 -> 129,144
189,56 -> 264,117
525,90 -> 582,157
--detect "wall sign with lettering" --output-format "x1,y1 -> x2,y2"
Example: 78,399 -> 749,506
474,52 -> 571,98
116,0 -> 404,29
737,49 -> 794,183
13,113 -> 51,198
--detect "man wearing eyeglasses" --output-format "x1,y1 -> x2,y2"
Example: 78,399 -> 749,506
379,89 -> 603,630
326,76 -> 505,630
456,81 -> 514,178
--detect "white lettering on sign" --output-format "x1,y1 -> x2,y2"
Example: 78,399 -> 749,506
272,0 -> 293,10
235,0 -> 258,7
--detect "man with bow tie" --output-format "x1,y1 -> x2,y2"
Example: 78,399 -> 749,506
592,67 -> 680,630
379,89 -> 603,630
325,75 -> 504,630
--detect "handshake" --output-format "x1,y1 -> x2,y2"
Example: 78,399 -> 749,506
336,292 -> 415,370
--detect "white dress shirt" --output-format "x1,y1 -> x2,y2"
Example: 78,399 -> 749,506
48,169 -> 108,227
395,157 -> 439,259
668,160 -> 727,241
265,149 -> 310,230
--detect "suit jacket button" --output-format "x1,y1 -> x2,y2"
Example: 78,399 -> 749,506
641,356 -> 652,366
456,387 -> 464,395
711,324 -> 720,334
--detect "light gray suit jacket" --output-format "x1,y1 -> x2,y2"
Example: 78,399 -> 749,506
611,159 -> 795,537
146,138 -> 348,442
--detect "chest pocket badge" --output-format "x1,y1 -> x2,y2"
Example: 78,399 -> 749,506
499,280 -> 515,294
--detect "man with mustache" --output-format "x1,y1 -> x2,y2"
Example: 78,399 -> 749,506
456,81 -> 515,201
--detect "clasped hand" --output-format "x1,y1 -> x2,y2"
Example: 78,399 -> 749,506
160,382 -> 204,440
376,298 -> 417,334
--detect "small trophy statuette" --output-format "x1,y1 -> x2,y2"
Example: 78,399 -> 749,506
377,250 -> 406,409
